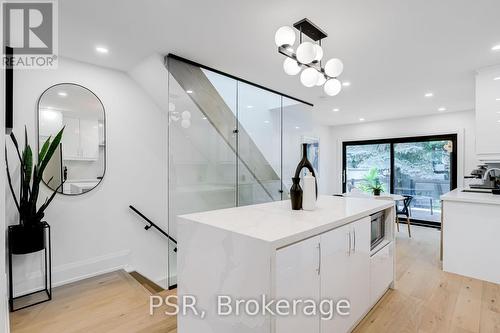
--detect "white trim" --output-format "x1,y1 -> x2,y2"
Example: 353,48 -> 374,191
12,250 -> 131,296
336,128 -> 466,191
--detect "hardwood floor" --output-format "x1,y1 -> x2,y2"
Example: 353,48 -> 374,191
354,226 -> 500,333
10,226 -> 500,333
10,270 -> 177,333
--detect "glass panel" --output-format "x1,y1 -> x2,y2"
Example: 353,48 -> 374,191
167,63 -> 237,288
237,81 -> 282,205
345,144 -> 391,194
282,97 -> 314,196
393,140 -> 452,223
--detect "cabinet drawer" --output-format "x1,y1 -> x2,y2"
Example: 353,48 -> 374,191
370,242 -> 393,305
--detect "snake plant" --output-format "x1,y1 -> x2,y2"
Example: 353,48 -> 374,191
5,127 -> 64,226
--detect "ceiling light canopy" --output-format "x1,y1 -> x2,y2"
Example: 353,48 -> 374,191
438,107 -> 446,112
492,44 -> 500,51
275,18 -> 345,96
425,92 -> 434,98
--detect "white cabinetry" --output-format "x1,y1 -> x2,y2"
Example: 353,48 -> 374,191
370,243 -> 394,305
62,116 -> 99,160
475,65 -> 500,162
276,236 -> 320,333
276,216 -> 385,333
320,218 -> 370,333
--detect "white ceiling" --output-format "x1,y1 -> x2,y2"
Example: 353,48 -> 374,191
58,0 -> 500,125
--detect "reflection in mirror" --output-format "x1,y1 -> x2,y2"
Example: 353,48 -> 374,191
38,83 -> 106,195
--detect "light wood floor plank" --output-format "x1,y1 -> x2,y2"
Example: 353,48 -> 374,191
10,225 -> 499,333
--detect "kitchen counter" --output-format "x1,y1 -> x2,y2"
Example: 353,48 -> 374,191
441,189 -> 500,284
441,188 -> 500,205
177,196 -> 395,333
179,195 -> 394,249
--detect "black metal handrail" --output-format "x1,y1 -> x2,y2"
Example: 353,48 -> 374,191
129,205 -> 177,252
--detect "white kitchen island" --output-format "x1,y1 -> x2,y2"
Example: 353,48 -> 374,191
177,195 -> 395,333
441,188 -> 500,284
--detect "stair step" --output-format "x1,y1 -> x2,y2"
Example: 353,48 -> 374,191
129,271 -> 165,294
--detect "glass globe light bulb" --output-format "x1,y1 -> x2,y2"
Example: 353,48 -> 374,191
296,42 -> 317,64
182,110 -> 191,120
316,72 -> 326,86
283,58 -> 302,75
313,44 -> 323,62
324,78 -> 342,96
274,26 -> 296,47
324,58 -> 344,77
300,67 -> 319,87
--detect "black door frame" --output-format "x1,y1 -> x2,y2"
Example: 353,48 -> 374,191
342,134 -> 458,227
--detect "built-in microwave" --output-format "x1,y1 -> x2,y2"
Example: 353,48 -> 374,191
371,211 -> 385,250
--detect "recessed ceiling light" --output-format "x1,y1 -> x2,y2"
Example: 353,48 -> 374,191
332,108 -> 340,112
497,98 -> 500,101
425,92 -> 434,98
202,117 -> 207,120
186,90 -> 193,94
497,120 -> 500,123
58,91 -> 67,97
295,126 -> 300,129
494,77 -> 500,81
264,120 -> 270,124
359,118 -> 365,121
247,105 -> 254,109
95,46 -> 109,54
342,82 -> 351,87
438,107 -> 447,112
492,44 -> 500,51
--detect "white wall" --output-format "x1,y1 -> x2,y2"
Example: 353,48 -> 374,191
6,57 -> 169,294
325,110 -> 479,194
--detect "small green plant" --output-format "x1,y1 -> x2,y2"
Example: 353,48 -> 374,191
360,167 -> 385,194
5,127 -> 65,226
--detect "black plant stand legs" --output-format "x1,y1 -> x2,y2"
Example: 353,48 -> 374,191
8,222 -> 52,312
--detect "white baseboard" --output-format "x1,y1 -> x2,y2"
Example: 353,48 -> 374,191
12,250 -> 131,296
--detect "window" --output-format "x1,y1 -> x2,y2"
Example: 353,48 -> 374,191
343,134 -> 457,226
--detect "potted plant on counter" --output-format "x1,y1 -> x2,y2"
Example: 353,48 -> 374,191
5,127 -> 64,254
361,167 -> 385,196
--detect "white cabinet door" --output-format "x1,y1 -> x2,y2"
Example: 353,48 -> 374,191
79,119 -> 99,160
275,236 -> 320,333
62,116 -> 80,160
370,242 -> 394,305
320,218 -> 371,333
349,217 -> 371,324
320,223 -> 352,333
476,65 -> 500,161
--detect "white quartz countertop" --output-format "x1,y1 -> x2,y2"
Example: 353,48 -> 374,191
441,188 -> 500,205
178,195 -> 393,248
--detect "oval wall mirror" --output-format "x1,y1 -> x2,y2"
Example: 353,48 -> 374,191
37,83 -> 106,195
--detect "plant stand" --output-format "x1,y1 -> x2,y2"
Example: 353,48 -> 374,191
8,222 -> 52,312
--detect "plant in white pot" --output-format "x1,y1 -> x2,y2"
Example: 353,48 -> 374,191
5,127 -> 64,254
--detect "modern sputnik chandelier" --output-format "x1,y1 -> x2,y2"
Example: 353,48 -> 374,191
275,18 -> 344,96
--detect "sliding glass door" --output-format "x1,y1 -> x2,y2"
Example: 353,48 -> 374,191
344,143 -> 391,193
343,135 -> 457,226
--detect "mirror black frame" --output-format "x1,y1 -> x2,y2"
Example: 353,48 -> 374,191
36,82 -> 107,196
